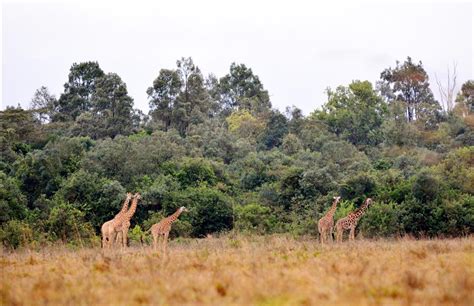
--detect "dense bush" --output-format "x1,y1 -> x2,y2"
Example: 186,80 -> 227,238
234,203 -> 274,234
0,220 -> 33,249
1,59 -> 472,245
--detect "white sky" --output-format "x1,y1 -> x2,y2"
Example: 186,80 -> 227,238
1,0 -> 473,115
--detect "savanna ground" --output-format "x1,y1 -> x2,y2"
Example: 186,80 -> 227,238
1,236 -> 473,306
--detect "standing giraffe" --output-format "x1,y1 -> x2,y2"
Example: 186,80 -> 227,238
335,198 -> 373,242
115,193 -> 141,247
150,206 -> 188,253
101,192 -> 132,248
318,196 -> 341,245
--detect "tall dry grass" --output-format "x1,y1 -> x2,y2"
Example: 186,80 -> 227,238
1,235 -> 473,306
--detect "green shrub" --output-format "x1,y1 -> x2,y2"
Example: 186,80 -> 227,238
359,201 -> 402,237
0,220 -> 33,249
0,172 -> 28,224
234,203 -> 273,234
438,195 -> 474,236
46,200 -> 96,244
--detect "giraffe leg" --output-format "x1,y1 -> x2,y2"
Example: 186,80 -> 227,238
152,232 -> 158,251
122,228 -> 128,248
163,232 -> 169,254
336,226 -> 342,243
349,226 -> 355,241
329,226 -> 334,243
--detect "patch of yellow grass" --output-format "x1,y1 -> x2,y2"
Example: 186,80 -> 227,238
1,236 -> 473,306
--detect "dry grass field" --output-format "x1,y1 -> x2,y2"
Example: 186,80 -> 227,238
1,236 -> 473,306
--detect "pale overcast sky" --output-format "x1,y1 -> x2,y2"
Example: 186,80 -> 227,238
1,0 -> 473,115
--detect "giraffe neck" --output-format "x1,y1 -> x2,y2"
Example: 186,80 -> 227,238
326,198 -> 339,218
167,209 -> 183,224
116,195 -> 131,217
351,199 -> 370,221
124,197 -> 139,220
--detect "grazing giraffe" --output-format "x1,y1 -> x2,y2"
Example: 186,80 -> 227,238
150,206 -> 188,253
101,192 -> 132,248
318,196 -> 341,245
115,193 -> 141,247
335,198 -> 373,243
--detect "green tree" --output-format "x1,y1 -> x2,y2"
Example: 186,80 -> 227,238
55,169 -> 126,230
174,57 -> 213,135
0,172 -> 28,224
177,158 -> 217,188
89,72 -> 134,138
56,62 -> 105,121
14,137 -> 93,206
184,186 -> 233,237
0,220 -> 33,249
259,110 -> 289,149
218,63 -> 271,115
316,80 -> 387,146
147,69 -> 182,131
234,203 -> 273,234
46,200 -> 95,243
455,80 -> 474,114
29,86 -> 57,123
380,57 -> 441,128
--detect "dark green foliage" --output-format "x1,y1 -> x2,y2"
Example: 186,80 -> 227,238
412,170 -> 440,202
55,170 -> 126,230
46,200 -> 96,243
259,110 -> 288,149
1,58 -> 472,245
71,73 -> 134,139
186,186 -> 233,237
177,158 -> 217,188
56,62 -> 105,121
359,201 -> 402,237
14,137 -> 93,206
455,80 -> 474,113
340,173 -> 377,202
218,63 -> 271,115
316,80 -> 387,146
0,220 -> 33,249
234,203 -> 274,234
0,172 -> 28,224
380,57 -> 442,129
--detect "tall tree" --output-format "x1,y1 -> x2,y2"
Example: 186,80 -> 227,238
455,80 -> 474,115
435,63 -> 457,112
148,57 -> 213,136
316,80 -> 387,146
147,69 -> 182,131
218,63 -> 271,115
91,73 -> 134,138
56,62 -> 105,121
174,57 -> 213,135
380,57 -> 441,127
29,86 -> 57,123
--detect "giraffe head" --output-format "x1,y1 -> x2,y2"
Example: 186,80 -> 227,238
366,198 -> 373,205
126,192 -> 133,200
134,193 -> 142,200
333,196 -> 341,202
179,206 -> 188,213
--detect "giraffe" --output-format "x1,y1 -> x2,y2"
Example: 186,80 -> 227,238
317,196 -> 341,245
115,193 -> 141,248
150,206 -> 188,253
101,192 -> 132,248
335,198 -> 373,243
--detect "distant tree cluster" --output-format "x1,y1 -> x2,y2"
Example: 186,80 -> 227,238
1,56 -> 473,248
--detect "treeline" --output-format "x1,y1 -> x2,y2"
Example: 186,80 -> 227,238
1,56 -> 473,248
